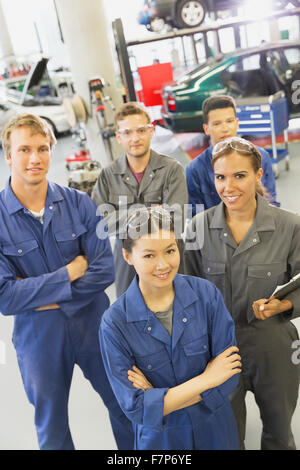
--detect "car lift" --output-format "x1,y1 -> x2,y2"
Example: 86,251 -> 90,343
112,6 -> 300,102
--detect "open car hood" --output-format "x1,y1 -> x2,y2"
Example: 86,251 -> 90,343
20,57 -> 49,104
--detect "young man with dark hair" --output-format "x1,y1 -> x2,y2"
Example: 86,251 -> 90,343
0,113 -> 134,450
186,95 -> 279,216
92,102 -> 188,297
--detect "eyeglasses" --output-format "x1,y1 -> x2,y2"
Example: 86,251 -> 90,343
125,207 -> 173,230
117,124 -> 153,137
212,136 -> 261,161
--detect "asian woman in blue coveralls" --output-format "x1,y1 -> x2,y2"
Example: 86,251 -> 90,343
99,207 -> 241,450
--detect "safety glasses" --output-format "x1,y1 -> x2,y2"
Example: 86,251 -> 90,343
212,136 -> 261,162
117,124 -> 153,137
125,207 -> 173,230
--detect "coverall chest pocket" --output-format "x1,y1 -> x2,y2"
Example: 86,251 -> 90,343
181,334 -> 210,374
109,193 -> 135,209
3,239 -> 39,275
248,262 -> 287,298
135,348 -> 172,388
202,259 -> 226,293
54,224 -> 87,262
143,191 -> 163,205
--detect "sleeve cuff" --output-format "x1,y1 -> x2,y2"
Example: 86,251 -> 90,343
43,265 -> 72,304
53,266 -> 73,313
143,388 -> 169,428
281,290 -> 299,320
201,388 -> 225,412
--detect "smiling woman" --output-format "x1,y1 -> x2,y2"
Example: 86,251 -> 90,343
212,136 -> 265,212
184,136 -> 300,450
99,206 -> 241,450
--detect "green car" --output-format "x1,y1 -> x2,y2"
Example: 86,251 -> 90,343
161,40 -> 300,132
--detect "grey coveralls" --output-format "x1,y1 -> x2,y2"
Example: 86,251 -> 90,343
92,150 -> 188,297
184,194 -> 300,450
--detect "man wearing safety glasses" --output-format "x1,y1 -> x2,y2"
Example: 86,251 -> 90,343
92,102 -> 188,297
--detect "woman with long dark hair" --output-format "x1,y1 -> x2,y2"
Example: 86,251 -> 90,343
99,207 -> 240,450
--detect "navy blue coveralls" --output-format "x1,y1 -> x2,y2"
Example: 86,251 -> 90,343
100,274 -> 240,450
0,180 -> 134,450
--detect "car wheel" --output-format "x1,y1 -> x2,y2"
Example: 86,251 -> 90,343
41,117 -> 57,136
176,0 -> 206,29
149,17 -> 166,33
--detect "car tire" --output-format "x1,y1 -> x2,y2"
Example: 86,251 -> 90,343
176,0 -> 206,29
41,117 -> 58,136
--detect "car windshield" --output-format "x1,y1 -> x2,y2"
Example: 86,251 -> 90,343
177,54 -> 224,84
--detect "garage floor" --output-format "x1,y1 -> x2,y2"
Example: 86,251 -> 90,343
0,125 -> 299,450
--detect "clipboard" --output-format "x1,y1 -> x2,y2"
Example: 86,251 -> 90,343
269,273 -> 300,301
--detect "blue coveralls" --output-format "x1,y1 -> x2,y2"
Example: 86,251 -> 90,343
99,274 -> 240,450
0,180 -> 134,450
186,144 -> 280,216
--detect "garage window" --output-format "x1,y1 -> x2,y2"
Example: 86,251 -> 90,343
283,48 -> 300,67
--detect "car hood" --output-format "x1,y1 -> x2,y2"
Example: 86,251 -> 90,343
19,57 -> 49,105
163,55 -> 225,93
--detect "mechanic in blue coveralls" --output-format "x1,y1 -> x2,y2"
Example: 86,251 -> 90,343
186,95 -> 280,216
0,114 -> 133,450
99,207 -> 241,450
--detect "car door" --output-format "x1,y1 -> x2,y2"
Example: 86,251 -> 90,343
221,53 -> 269,98
264,49 -> 295,105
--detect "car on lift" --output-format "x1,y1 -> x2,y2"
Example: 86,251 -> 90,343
161,40 -> 300,132
138,0 -> 239,32
0,57 -> 71,137
138,0 -> 299,32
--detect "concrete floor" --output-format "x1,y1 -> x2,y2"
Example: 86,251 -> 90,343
0,126 -> 299,450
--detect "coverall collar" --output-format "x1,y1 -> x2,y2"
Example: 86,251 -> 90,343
4,178 -> 25,214
209,194 -> 276,232
209,194 -> 276,255
125,275 -> 200,350
4,178 -> 64,215
125,276 -> 149,322
125,274 -> 199,324
112,149 -> 166,175
254,194 -> 277,232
